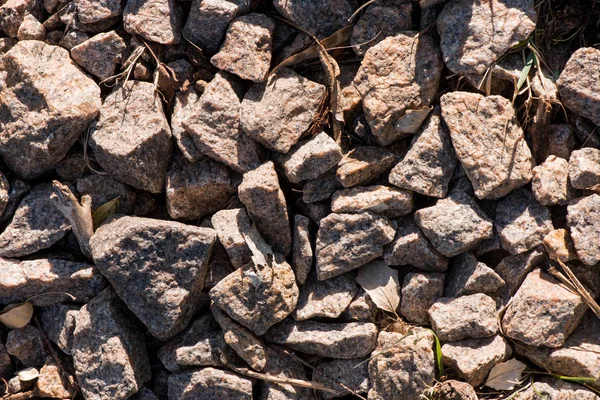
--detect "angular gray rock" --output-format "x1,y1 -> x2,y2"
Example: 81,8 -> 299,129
293,273 -> 359,321
6,325 -> 47,367
444,253 -> 505,298
331,185 -> 413,219
16,13 -> 45,40
354,33 -> 442,146
77,0 -> 122,24
0,179 -> 28,224
543,229 -> 578,263
434,381 -> 478,400
316,212 -> 396,280
569,147 -> 600,191
384,217 -> 448,272
129,388 -> 160,400
441,92 -> 533,199
502,269 -> 586,348
567,194 -> 600,266
278,132 -> 343,184
0,0 -> 32,37
34,357 -> 76,399
493,247 -> 547,303
557,47 -> 600,127
76,174 -> 136,214
437,0 -> 536,77
400,272 -> 445,324
168,368 -> 253,400
209,253 -> 299,336
514,377 -> 600,400
415,190 -> 494,257
211,208 -> 253,269
123,0 -> 183,44
265,320 -> 378,359
532,155 -> 577,206
171,88 -> 204,163
90,81 -> 172,193
70,31 -> 126,80
0,172 -> 8,217
257,346 -> 312,400
0,258 -> 106,306
39,303 -> 79,355
90,216 -> 216,339
241,68 -> 326,153
273,0 -> 353,38
428,293 -> 498,342
336,146 -> 397,188
183,72 -> 264,173
166,153 -> 238,221
342,289 -> 378,322
292,214 -> 312,285
238,161 -> 291,255
442,335 -> 512,387
0,40 -> 100,179
389,113 -> 457,198
72,288 -> 151,400
368,329 -> 435,400
0,184 -> 70,258
211,13 -> 275,82
315,359 -> 369,399
549,124 -> 577,160
303,169 -> 343,203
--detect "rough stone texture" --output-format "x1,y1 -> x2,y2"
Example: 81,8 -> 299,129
238,161 -> 291,255
183,0 -> 251,54
257,346 -> 312,400
303,169 -> 343,203
240,68 -> 326,153
389,113 -> 457,198
273,0 -> 353,38
72,288 -> 151,400
331,185 -> 413,219
567,194 -> 600,266
441,92 -> 533,199
6,325 -> 47,367
502,269 -> 586,348
58,29 -> 90,50
342,289 -> 378,322
77,0 -> 122,24
351,0 -> 412,56
279,132 -> 343,184
293,273 -> 359,321
495,188 -> 554,254
211,304 -> 267,371
336,146 -> 397,188
129,388 -> 160,400
16,13 -> 45,40
204,241 -> 237,290
544,229 -> 578,263
442,335 -> 512,387
0,184 -> 70,258
400,272 -> 445,324
265,320 -> 378,359
70,31 -> 125,80
354,33 -> 442,146
557,47 -> 600,127
514,377 -> 600,400
211,208 -> 253,269
211,13 -> 275,82
168,368 -> 253,400
0,40 -> 101,179
437,0 -> 536,76
123,0 -> 183,44
0,172 -> 9,217
183,72 -> 264,173
0,179 -> 28,224
34,357 -> 76,398
0,0 -> 31,37
0,343 -> 11,378
209,253 -> 299,336
569,147 -> 600,191
532,155 -> 577,206
384,217 -> 448,272
90,81 -> 172,193
39,303 -> 79,355
435,380 -> 478,400
549,124 -> 577,159
76,174 -> 136,214
415,190 -> 494,257
171,88 -> 204,163
314,358 -> 369,399
158,314 -> 227,372
493,247 -> 547,302
0,258 -> 106,306
368,329 -> 435,400
428,293 -> 498,342
90,216 -> 215,340
316,212 -> 396,280
445,253 -> 505,298
166,153 -> 238,221
292,215 -> 312,285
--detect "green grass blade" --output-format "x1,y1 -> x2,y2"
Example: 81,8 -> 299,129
429,330 -> 444,377
517,51 -> 535,91
553,374 -> 597,383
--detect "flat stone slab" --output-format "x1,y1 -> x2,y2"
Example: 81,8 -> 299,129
90,216 -> 216,340
331,185 -> 413,219
567,194 -> 600,266
168,368 -> 252,400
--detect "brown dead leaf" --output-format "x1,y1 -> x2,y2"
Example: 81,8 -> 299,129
485,358 -> 527,390
92,197 -> 120,230
395,107 -> 433,135
0,302 -> 34,329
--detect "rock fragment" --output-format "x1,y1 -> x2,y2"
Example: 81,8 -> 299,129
90,216 -> 215,339
316,212 -> 396,280
543,229 -> 578,263
0,40 -> 100,179
569,147 -> 600,191
354,33 -> 442,145
0,172 -> 9,217
39,303 -> 79,355
291,215 -> 313,285
314,358 -> 369,399
16,13 -> 45,40
303,170 -> 343,203
493,247 -> 547,300
0,0 -> 32,37
341,289 -> 378,322
444,253 -> 504,298
211,208 -> 253,268
240,69 -> 326,153
331,185 -> 413,218
514,377 -> 600,400
168,368 -> 253,400
567,194 -> 600,266
90,81 -> 172,193
265,320 -> 378,359
273,0 -> 353,38
415,190 -> 494,257
171,88 -> 204,162
549,124 -> 577,159
400,272 -> 445,324
336,146 -> 397,188
238,161 -> 291,255
76,174 -> 136,214
428,293 -> 498,342
77,0 -> 122,24
211,13 -> 275,82
123,0 -> 183,44
293,273 -> 359,321
70,31 -> 126,80
434,381 -> 478,400
6,325 -> 47,367
34,358 -> 75,399
532,155 -> 577,205
257,346 -> 312,400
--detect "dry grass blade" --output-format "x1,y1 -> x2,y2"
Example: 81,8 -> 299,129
50,181 -> 93,258
2,391 -> 36,399
555,259 -> 600,320
318,50 -> 344,144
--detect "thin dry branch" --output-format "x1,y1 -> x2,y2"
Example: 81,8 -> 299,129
553,260 -> 600,320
